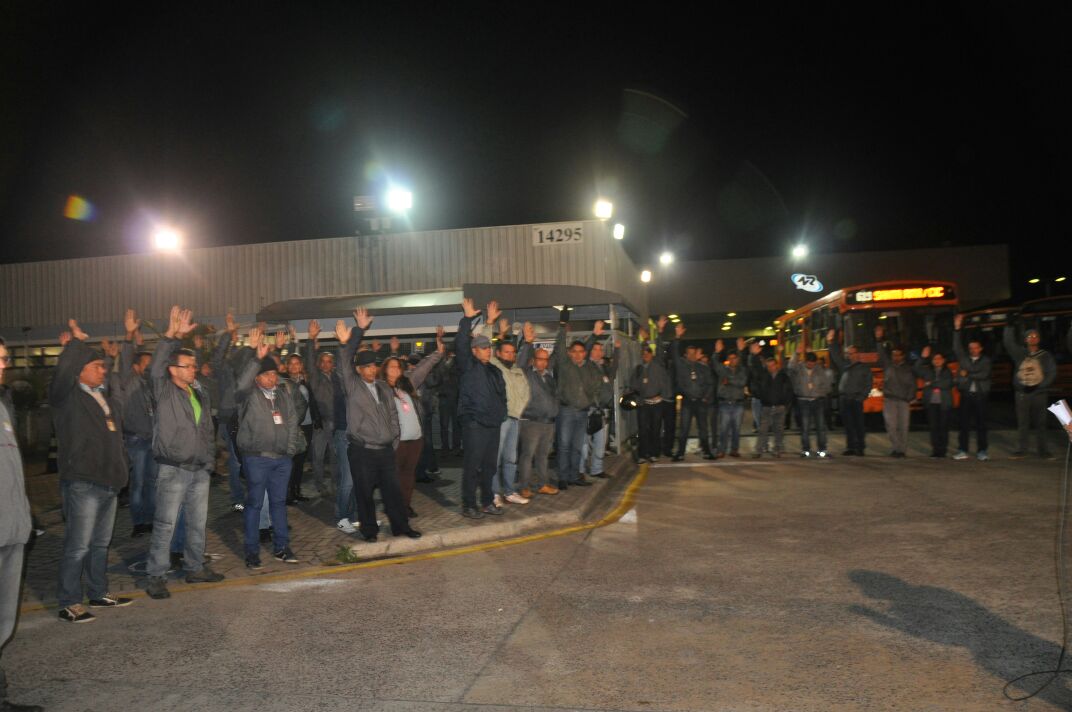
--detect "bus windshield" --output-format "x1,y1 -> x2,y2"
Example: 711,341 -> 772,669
844,307 -> 956,359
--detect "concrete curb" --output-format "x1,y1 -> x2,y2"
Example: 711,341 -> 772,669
344,454 -> 637,560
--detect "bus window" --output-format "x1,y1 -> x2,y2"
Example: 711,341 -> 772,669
894,308 -> 955,359
809,310 -> 827,351
845,313 -> 879,352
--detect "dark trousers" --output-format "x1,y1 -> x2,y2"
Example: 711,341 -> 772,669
637,403 -> 662,459
660,400 -> 677,456
958,393 -> 989,453
439,397 -> 461,450
927,404 -> 950,456
415,408 -> 438,478
1015,390 -> 1051,456
840,397 -> 866,453
288,424 -> 314,498
462,422 -> 499,509
347,444 -> 410,538
798,398 -> 827,452
675,397 -> 711,455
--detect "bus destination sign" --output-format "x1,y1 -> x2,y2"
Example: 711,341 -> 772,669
848,285 -> 953,304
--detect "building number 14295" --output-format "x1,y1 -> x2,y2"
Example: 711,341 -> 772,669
532,222 -> 583,245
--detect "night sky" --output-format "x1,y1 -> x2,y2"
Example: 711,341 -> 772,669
1,3 -> 1066,297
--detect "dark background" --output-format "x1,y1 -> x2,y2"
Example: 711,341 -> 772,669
1,3 -> 1066,301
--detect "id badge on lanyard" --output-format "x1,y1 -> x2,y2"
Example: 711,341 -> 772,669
105,416 -> 117,432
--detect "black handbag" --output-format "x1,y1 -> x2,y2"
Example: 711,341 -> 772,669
586,408 -> 604,435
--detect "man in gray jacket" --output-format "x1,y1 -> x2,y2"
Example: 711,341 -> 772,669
0,338 -> 43,711
786,343 -> 833,457
875,326 -> 917,458
144,307 -> 225,600
630,342 -> 671,463
116,309 -> 157,537
1004,326 -> 1057,459
712,339 -> 749,457
235,327 -> 301,569
829,329 -> 873,456
952,315 -> 993,461
335,309 -> 421,543
517,322 -> 560,496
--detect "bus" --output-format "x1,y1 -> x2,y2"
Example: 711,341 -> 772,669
774,280 -> 959,413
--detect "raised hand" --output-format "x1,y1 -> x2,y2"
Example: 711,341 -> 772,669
921,345 -> 932,360
100,337 -> 119,359
827,328 -> 836,343
498,318 -> 510,338
176,309 -> 197,338
656,315 -> 668,332
522,322 -> 536,344
674,323 -> 685,339
334,319 -> 352,345
124,308 -> 141,337
165,305 -> 181,339
59,331 -> 72,347
593,320 -> 606,337
462,298 -> 479,319
248,326 -> 264,350
736,337 -> 747,353
134,330 -> 144,346
256,342 -> 270,360
436,325 -> 446,353
274,330 -> 287,350
354,307 -> 373,330
486,300 -> 501,325
226,311 -> 238,335
714,339 -> 724,354
638,327 -> 649,342
954,314 -> 963,331
749,342 -> 762,356
288,325 -> 298,344
68,319 -> 88,341
308,319 -> 321,341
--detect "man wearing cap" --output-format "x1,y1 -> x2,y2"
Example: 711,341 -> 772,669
456,299 -> 509,517
552,310 -> 603,489
786,341 -> 833,458
1,338 -> 44,710
1004,325 -> 1057,459
115,308 -> 158,538
334,308 -> 421,540
234,327 -> 301,568
144,307 -> 225,600
50,319 -> 133,623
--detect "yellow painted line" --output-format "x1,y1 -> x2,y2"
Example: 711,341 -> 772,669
20,464 -> 650,614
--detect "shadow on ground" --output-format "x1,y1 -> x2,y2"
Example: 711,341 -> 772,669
849,570 -> 1072,710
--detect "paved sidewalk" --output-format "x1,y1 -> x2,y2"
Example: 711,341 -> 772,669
20,450 -> 635,608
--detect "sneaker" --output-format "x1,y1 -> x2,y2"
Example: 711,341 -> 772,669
146,577 -> 171,600
519,488 -> 533,499
537,485 -> 559,495
185,567 -> 225,584
481,504 -> 504,516
817,451 -> 831,458
58,604 -> 95,623
505,492 -> 530,505
231,503 -> 245,512
1042,452 -> 1058,461
336,518 -> 356,534
977,451 -> 990,461
88,594 -> 134,607
801,451 -> 812,458
274,548 -> 299,564
426,467 -> 441,475
493,494 -> 504,507
952,451 -> 969,460
461,507 -> 484,519
245,555 -> 263,570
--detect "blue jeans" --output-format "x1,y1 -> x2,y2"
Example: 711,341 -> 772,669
718,402 -> 744,455
217,419 -> 243,505
147,465 -> 210,577
57,479 -> 118,608
124,435 -> 158,526
798,399 -> 828,452
494,418 -> 521,495
556,406 -> 589,484
242,456 -> 291,557
333,429 -> 356,521
581,423 -> 608,475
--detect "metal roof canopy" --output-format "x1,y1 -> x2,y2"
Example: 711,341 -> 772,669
256,283 -> 640,335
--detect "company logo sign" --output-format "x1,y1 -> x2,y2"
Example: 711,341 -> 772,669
791,273 -> 824,293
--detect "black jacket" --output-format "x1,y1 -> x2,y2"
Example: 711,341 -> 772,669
456,315 -> 508,428
48,339 -> 129,489
747,355 -> 794,406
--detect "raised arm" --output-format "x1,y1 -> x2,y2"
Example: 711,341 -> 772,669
336,309 -> 370,393
48,320 -> 91,407
517,322 -> 536,369
827,329 -> 847,370
456,298 -> 480,373
952,316 -> 968,365
1003,326 -> 1025,364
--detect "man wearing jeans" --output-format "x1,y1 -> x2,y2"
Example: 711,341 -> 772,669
952,315 -> 993,461
115,309 -> 157,538
50,319 -> 133,623
712,341 -> 748,458
144,307 -> 225,600
581,337 -> 619,476
786,345 -> 833,457
480,302 -> 531,506
552,310 -> 602,489
235,327 -> 301,568
1004,326 -> 1057,459
212,313 -> 248,512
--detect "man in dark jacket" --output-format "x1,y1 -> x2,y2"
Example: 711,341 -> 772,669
1004,326 -> 1057,459
1,338 -> 43,710
50,319 -> 133,623
212,313 -> 247,512
952,315 -> 993,461
748,345 -> 794,457
914,347 -> 954,458
144,307 -> 225,600
435,351 -> 461,454
670,323 -> 715,460
712,340 -> 749,457
875,326 -> 916,458
456,299 -> 508,518
829,329 -> 873,456
305,319 -> 337,498
553,311 -> 602,489
517,322 -> 560,496
581,325 -> 620,476
234,327 -> 301,569
335,308 -> 421,541
630,342 -> 671,463
116,308 -> 158,537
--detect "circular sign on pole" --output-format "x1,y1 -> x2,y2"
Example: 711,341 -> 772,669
791,273 -> 824,293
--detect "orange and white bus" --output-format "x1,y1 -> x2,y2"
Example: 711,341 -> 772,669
774,280 -> 959,413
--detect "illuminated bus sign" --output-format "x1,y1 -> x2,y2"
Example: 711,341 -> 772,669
848,285 -> 953,304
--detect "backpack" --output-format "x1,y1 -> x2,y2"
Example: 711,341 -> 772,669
1017,352 -> 1045,389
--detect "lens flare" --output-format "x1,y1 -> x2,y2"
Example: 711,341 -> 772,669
63,195 -> 95,221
